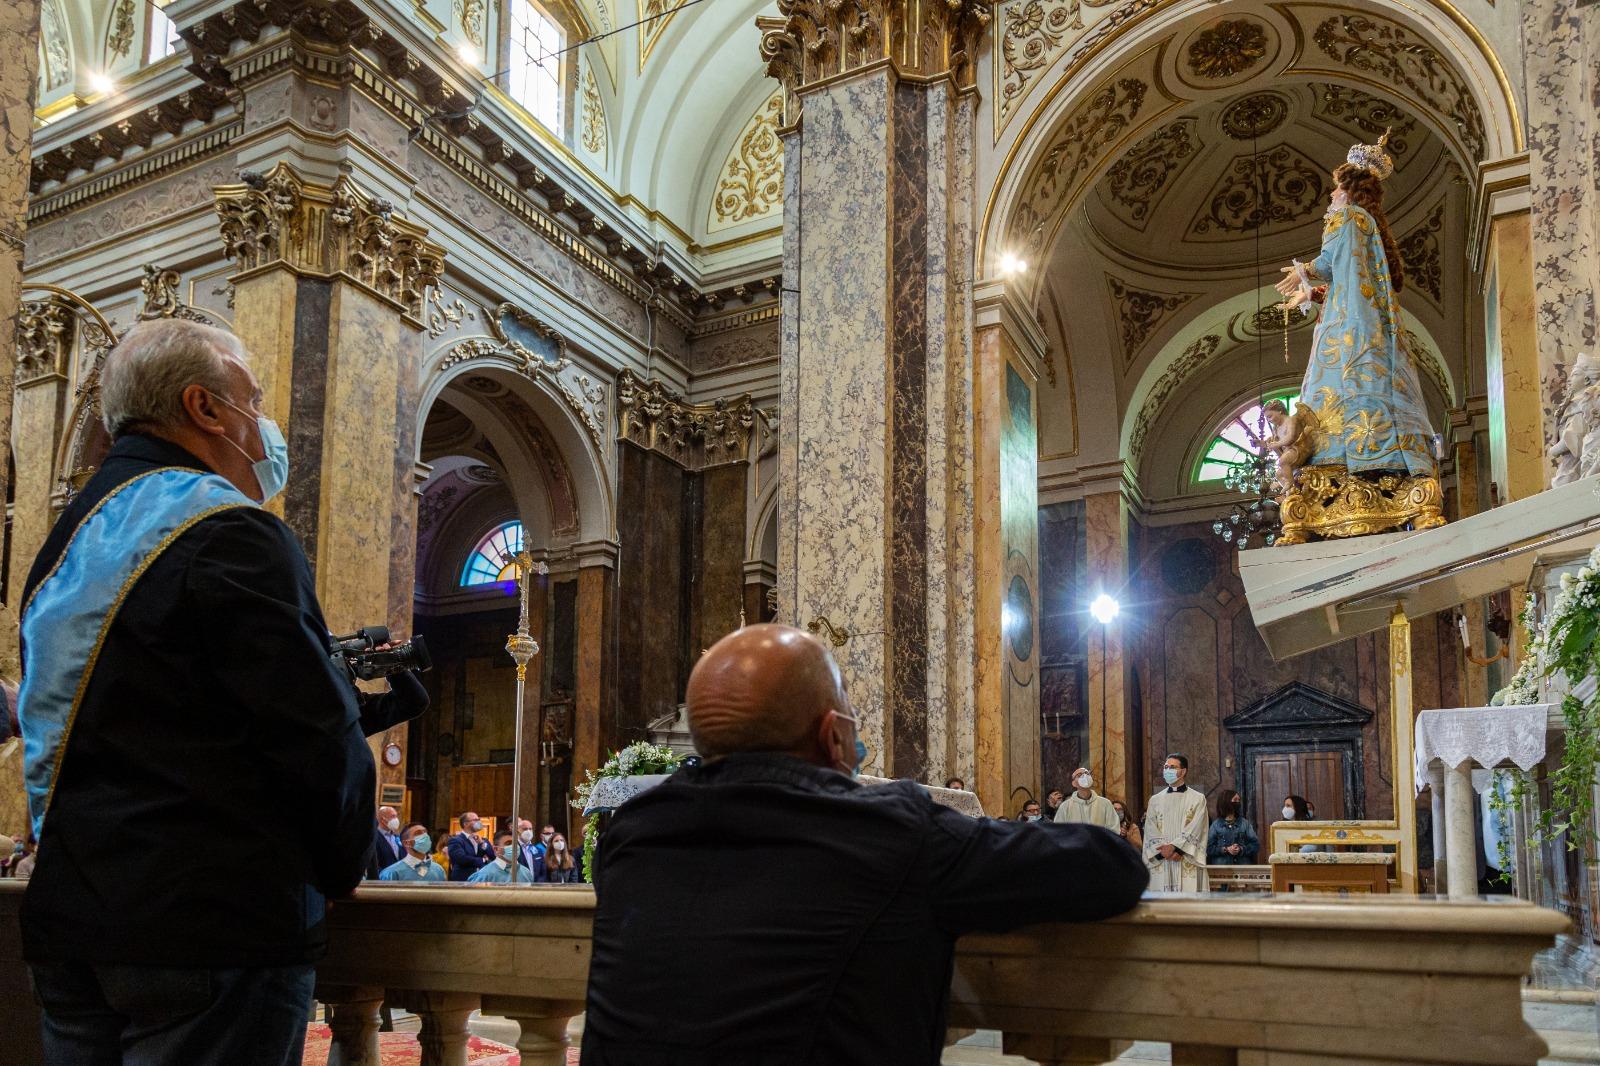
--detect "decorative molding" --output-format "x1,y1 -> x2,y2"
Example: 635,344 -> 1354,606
30,85 -> 233,194
615,368 -> 763,469
1398,200 -> 1445,306
1219,92 -> 1288,140
107,0 -> 137,58
637,0 -> 678,71
1103,117 -> 1197,228
138,264 -> 218,323
455,0 -> 486,45
214,162 -> 446,319
1312,13 -> 1485,162
1106,275 -> 1196,365
1184,18 -> 1268,80
425,286 -> 478,338
16,298 -> 77,386
709,91 -> 784,232
579,64 -> 607,162
1011,76 -> 1148,260
760,0 -> 993,126
41,0 -> 71,91
1129,333 -> 1220,462
1309,82 -> 1415,160
999,0 -> 1119,124
1189,143 -> 1326,238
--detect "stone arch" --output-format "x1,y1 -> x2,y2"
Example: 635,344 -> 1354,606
979,0 -> 1523,286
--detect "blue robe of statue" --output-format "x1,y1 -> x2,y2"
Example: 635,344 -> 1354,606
1298,204 -> 1436,476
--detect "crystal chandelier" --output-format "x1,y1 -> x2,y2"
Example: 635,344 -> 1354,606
1212,445 -> 1282,548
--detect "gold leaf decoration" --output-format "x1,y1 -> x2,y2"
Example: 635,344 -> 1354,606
580,65 -> 607,162
1129,334 -> 1221,463
107,0 -> 136,58
709,92 -> 784,232
1185,18 -> 1269,80
455,0 -> 486,46
1106,275 -> 1198,366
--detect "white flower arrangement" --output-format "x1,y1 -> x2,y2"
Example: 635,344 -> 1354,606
572,741 -> 683,881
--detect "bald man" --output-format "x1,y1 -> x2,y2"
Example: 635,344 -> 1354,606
581,625 -> 1147,1066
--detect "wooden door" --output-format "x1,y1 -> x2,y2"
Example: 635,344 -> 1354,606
1251,750 -> 1348,839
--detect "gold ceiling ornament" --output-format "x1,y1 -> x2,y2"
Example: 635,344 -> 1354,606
1219,92 -> 1289,140
454,0 -> 486,45
580,65 -> 608,161
1397,201 -> 1445,306
710,92 -> 784,229
1276,464 -> 1446,546
214,162 -> 446,320
106,0 -> 137,58
1103,117 -> 1198,228
615,368 -> 764,470
1127,333 -> 1219,464
1311,83 -> 1414,159
1185,18 -> 1269,80
16,298 -> 77,387
1190,144 -> 1326,238
1105,275 -> 1197,366
1312,13 -> 1485,162
1000,0 -> 1118,121
759,0 -> 994,126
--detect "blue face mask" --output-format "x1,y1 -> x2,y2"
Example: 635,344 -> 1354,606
411,834 -> 432,855
1163,767 -> 1180,785
852,739 -> 868,777
218,395 -> 289,504
499,844 -> 516,861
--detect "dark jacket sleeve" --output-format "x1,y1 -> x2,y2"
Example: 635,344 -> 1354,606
357,669 -> 430,737
1206,820 -> 1226,865
189,510 -> 376,898
1242,819 -> 1260,861
927,803 -> 1147,937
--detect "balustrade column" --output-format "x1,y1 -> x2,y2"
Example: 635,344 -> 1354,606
480,996 -> 584,1066
1445,759 -> 1477,899
400,991 -> 479,1066
1428,763 -> 1449,894
320,984 -> 385,1066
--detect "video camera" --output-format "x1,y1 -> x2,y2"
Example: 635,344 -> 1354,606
329,625 -> 433,682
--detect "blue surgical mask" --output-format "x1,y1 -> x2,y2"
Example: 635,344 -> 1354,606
499,844 -> 516,861
411,834 -> 432,855
852,739 -> 867,777
1163,767 -> 1179,785
217,394 -> 289,504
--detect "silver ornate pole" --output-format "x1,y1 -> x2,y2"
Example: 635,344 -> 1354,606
505,548 -> 547,884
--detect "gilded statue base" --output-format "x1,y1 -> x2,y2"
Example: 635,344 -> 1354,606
1276,464 -> 1446,546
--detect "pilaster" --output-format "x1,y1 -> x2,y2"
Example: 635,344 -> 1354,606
215,161 -> 445,790
1475,158 -> 1543,502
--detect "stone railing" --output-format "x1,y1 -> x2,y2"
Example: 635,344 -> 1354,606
0,883 -> 1567,1065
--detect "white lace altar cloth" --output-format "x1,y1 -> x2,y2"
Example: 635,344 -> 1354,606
1413,705 -> 1551,793
581,773 -> 988,818
582,774 -> 673,815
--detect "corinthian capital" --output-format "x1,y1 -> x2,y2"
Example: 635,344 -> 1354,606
214,162 -> 446,319
760,0 -> 993,123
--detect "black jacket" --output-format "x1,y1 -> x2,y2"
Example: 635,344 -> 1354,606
19,433 -> 376,967
581,753 -> 1147,1066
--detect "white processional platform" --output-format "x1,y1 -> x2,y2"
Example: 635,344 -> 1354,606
1239,474 -> 1600,660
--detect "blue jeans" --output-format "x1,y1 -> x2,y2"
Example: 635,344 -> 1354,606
30,961 -> 315,1066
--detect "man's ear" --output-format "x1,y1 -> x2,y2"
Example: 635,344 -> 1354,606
818,710 -> 847,769
181,383 -> 227,437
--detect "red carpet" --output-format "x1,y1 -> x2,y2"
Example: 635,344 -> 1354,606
302,1023 -> 579,1064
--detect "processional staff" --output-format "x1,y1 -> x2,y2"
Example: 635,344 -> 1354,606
505,547 -> 548,885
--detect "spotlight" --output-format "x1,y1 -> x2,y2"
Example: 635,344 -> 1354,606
1089,593 -> 1120,625
456,42 -> 480,64
89,72 -> 115,94
999,252 -> 1028,276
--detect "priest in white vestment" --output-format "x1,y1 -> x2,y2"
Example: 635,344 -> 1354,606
1143,753 -> 1208,891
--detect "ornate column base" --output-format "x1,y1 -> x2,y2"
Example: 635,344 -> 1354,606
1276,464 -> 1447,546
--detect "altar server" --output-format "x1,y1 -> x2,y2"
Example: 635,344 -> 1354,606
1056,767 -> 1120,832
1143,753 -> 1208,891
380,825 -> 446,882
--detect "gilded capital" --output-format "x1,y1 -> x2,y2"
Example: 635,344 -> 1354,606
214,162 -> 446,319
616,368 -> 763,470
760,0 -> 993,121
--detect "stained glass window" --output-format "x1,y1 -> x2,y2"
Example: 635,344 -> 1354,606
508,0 -> 564,134
461,521 -> 525,587
1196,393 -> 1299,483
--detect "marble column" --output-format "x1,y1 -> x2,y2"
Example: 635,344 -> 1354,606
1444,759 -> 1477,899
763,0 -> 993,791
1428,763 -> 1449,895
215,162 -> 445,789
572,556 -> 614,817
1083,491 -> 1132,805
0,0 -> 41,670
1388,607 -> 1419,892
1477,159 -> 1544,502
1524,0 -> 1599,452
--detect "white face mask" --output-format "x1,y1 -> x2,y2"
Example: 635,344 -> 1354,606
519,829 -> 534,844
1024,813 -> 1041,822
553,840 -> 566,851
385,818 -> 400,834
1074,775 -> 1092,790
1282,805 -> 1296,820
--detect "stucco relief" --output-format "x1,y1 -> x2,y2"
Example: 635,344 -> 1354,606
1128,333 -> 1220,463
708,91 -> 784,233
1188,143 -> 1326,238
28,160 -> 237,264
580,64 -> 607,164
1106,275 -> 1197,366
1398,200 -> 1445,307
1102,117 -> 1198,229
40,0 -> 71,91
689,320 -> 781,372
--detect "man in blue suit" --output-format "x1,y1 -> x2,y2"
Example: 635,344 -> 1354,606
446,810 -> 494,881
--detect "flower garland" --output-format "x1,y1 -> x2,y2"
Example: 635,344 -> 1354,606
572,741 -> 682,882
1489,543 -> 1600,853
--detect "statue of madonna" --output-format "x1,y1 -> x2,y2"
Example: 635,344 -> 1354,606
1268,131 -> 1446,543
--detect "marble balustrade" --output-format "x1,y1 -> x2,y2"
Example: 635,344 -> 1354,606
0,883 -> 1566,1065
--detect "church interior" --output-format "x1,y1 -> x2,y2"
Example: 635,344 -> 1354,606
0,0 -> 1597,1060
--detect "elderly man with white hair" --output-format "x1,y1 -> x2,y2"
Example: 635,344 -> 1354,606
16,319 -> 376,1065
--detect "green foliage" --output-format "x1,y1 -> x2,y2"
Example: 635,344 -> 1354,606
572,741 -> 682,883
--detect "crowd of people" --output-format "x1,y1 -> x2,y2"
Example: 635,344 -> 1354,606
367,808 -> 587,884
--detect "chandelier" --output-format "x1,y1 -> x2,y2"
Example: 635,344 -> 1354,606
1212,440 -> 1281,548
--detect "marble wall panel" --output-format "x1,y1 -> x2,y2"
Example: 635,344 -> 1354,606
550,578 -> 578,697
697,464 -> 748,649
573,565 -> 612,794
1083,491 -> 1129,803
614,445 -> 687,752
1484,214 -> 1548,500
286,277 -> 332,565
1000,362 -> 1039,800
5,385 -> 65,623
1162,607 -> 1220,794
775,131 -> 801,625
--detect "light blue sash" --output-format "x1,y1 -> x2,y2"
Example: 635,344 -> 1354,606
18,467 -> 255,837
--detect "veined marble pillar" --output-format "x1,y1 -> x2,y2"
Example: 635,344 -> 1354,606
215,162 -> 445,790
1476,160 -> 1544,502
572,554 -> 614,818
1083,491 -> 1132,805
0,0 -> 41,670
762,0 -> 996,795
1524,0 -> 1599,435
1389,607 -> 1418,893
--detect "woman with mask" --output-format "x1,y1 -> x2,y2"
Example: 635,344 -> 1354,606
544,832 -> 584,883
1111,801 -> 1142,850
1206,790 -> 1258,868
1283,795 -> 1326,853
